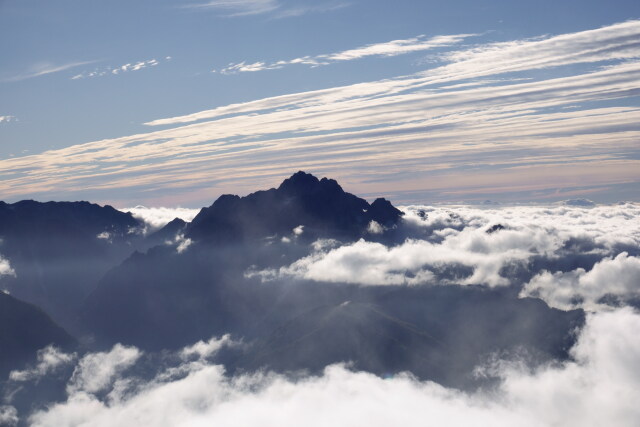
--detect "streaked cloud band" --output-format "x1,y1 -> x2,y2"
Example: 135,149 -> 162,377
0,21 -> 639,206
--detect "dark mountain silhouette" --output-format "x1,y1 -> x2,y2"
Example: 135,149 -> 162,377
221,284 -> 582,389
0,200 -> 143,332
0,200 -> 140,244
0,292 -> 75,377
186,171 -> 403,243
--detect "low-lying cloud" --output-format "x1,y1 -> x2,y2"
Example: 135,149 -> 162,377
522,252 -> 640,311
122,206 -> 200,230
0,406 -> 18,427
10,308 -> 640,427
9,346 -> 76,383
250,203 -> 640,296
66,344 -> 141,395
0,255 -> 15,278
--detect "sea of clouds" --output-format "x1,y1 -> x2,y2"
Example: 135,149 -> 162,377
251,202 -> 640,311
2,308 -> 638,427
3,202 -> 640,426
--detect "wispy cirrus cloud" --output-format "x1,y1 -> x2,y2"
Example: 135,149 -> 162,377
183,0 -> 347,18
272,2 -> 349,18
0,21 -> 639,206
183,0 -> 350,19
216,34 -> 474,74
71,57 -> 170,80
183,0 -> 279,16
1,60 -> 98,82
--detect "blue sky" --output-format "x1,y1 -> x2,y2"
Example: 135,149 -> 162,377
1,0 -> 640,206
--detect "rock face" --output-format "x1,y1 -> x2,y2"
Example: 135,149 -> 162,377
186,171 -> 403,243
0,292 -> 75,376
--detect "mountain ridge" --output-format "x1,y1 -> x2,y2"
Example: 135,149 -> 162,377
186,171 -> 404,243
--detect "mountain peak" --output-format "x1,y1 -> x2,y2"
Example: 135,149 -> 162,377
186,171 -> 403,243
278,171 -> 319,189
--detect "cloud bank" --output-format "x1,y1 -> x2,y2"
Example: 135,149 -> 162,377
12,308 -> 640,427
251,203 -> 640,300
522,252 -> 640,311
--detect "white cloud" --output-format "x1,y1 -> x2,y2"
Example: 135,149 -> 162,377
66,344 -> 141,395
0,115 -> 17,124
254,235 -> 530,286
71,59 -> 162,80
0,406 -> 18,427
180,335 -> 234,360
9,346 -> 76,382
2,60 -> 98,82
122,206 -> 200,230
249,203 -> 640,288
434,20 -> 640,81
367,220 -> 383,234
1,22 -> 640,205
272,2 -> 349,19
96,231 -> 111,240
183,0 -> 347,18
176,235 -> 193,253
218,34 -> 472,74
183,0 -> 280,16
25,309 -> 640,427
0,255 -> 16,278
522,252 -> 640,311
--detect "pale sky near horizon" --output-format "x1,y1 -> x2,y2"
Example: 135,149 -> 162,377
1,0 -> 640,207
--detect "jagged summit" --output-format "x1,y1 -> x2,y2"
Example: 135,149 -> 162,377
186,171 -> 403,243
277,171 -> 344,196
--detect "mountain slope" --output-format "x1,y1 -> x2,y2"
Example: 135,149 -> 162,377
0,292 -> 75,377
